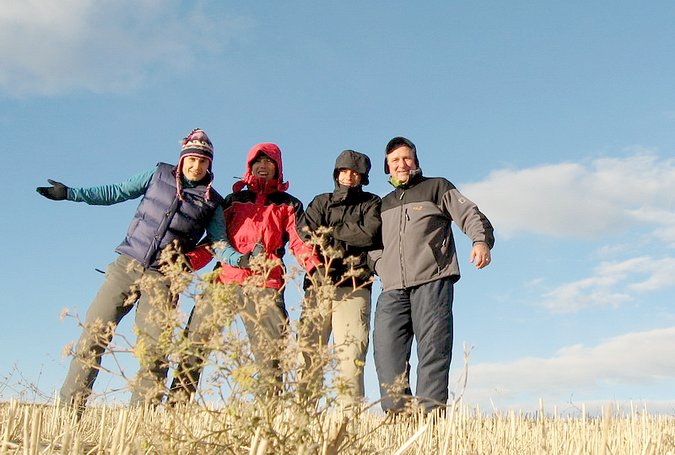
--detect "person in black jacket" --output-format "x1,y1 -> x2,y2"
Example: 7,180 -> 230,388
300,149 -> 381,406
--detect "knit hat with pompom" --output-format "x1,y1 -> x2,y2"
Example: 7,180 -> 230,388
176,128 -> 214,200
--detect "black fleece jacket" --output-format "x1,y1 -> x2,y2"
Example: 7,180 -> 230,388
303,184 -> 382,288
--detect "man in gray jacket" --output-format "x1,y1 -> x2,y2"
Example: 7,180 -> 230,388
369,136 -> 494,413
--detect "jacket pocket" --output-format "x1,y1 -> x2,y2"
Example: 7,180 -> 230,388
429,228 -> 451,272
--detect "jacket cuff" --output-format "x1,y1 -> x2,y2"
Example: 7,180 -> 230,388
185,245 -> 213,271
472,240 -> 491,248
213,245 -> 244,267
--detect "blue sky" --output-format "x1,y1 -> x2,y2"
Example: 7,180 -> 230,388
2,1 -> 675,415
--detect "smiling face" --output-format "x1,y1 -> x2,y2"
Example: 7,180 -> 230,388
337,168 -> 362,187
251,154 -> 277,181
181,155 -> 210,181
386,145 -> 418,184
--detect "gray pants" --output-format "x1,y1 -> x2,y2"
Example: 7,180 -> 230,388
373,279 -> 454,412
60,254 -> 176,407
170,285 -> 288,400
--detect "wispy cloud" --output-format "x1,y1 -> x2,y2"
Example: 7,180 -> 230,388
539,256 -> 675,313
463,151 -> 675,313
463,153 -> 675,239
629,207 -> 675,247
458,326 -> 675,410
0,0 -> 248,96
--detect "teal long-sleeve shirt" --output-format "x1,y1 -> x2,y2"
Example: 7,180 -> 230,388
67,166 -> 243,266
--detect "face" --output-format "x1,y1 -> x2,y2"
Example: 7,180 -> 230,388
251,154 -> 277,181
337,168 -> 362,187
386,145 -> 417,183
182,156 -> 210,181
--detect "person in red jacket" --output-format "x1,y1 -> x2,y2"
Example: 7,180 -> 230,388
170,143 -> 319,400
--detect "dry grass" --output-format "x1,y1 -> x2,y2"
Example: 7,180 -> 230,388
1,400 -> 674,454
16,241 -> 675,453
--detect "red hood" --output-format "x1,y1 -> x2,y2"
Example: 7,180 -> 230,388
233,143 -> 289,193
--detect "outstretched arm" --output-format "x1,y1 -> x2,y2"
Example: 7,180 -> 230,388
36,167 -> 156,205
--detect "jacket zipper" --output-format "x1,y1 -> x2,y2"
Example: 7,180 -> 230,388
398,189 -> 407,288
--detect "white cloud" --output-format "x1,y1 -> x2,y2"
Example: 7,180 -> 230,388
0,0 -> 247,96
629,207 -> 675,247
460,151 -> 675,314
463,153 -> 675,239
539,256 -> 675,313
458,327 -> 675,410
627,257 -> 675,292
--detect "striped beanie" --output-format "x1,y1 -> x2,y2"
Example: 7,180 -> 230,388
177,128 -> 214,200
180,128 -> 214,161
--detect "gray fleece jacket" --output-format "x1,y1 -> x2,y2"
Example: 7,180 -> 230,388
369,171 -> 494,292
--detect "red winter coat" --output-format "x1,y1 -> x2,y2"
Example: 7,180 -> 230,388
216,143 -> 319,289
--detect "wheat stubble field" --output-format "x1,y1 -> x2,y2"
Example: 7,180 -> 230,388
1,400 -> 674,454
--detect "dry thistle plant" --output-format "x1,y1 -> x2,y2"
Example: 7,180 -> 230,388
53,230 -> 495,453
57,234 -> 388,452
162,229 -> 384,452
19,238 -> 675,453
58,243 -> 195,411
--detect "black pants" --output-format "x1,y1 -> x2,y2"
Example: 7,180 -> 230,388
373,279 -> 454,412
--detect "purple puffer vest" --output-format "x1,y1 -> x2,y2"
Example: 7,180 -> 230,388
116,163 -> 221,269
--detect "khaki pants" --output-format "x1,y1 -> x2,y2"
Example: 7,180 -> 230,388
60,255 -> 176,408
300,286 -> 371,405
170,284 -> 288,400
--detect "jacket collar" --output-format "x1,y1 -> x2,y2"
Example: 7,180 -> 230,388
389,168 -> 423,189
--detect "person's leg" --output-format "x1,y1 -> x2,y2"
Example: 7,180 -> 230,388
60,255 -> 138,408
373,288 -> 413,413
297,284 -> 333,396
130,268 -> 177,406
239,287 -> 288,391
169,283 -> 236,402
331,286 -> 371,406
168,302 -> 209,402
410,279 -> 454,412
168,306 -> 201,402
